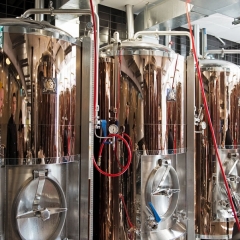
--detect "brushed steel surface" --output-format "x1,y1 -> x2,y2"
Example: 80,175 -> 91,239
186,56 -> 195,240
15,175 -> 67,240
80,37 -> 94,240
140,155 -> 186,239
134,0 -> 192,32
4,162 -> 79,240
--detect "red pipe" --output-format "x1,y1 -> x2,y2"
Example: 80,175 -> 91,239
185,0 -> 240,231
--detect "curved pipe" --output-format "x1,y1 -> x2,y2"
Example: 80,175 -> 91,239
204,49 -> 240,58
93,133 -> 132,177
133,31 -> 192,54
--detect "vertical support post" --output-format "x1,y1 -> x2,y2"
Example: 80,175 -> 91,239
201,28 -> 207,58
34,0 -> 44,21
126,5 -> 134,39
165,27 -> 171,48
186,55 -> 195,239
80,37 -> 94,240
194,24 -> 200,58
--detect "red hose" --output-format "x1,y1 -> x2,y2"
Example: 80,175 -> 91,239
93,133 -> 132,177
119,194 -> 134,228
185,0 -> 240,231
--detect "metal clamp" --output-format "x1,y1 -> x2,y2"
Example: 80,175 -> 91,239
172,210 -> 188,222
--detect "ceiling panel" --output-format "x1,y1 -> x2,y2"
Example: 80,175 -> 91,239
98,0 -> 240,43
98,0 -> 163,13
182,13 -> 240,43
179,0 -> 240,11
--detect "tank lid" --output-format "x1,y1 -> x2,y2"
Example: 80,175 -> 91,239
199,59 -> 239,72
0,18 -> 78,45
100,40 -> 175,57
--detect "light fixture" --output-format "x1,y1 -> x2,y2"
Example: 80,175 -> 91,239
6,57 -> 11,65
16,75 -> 20,80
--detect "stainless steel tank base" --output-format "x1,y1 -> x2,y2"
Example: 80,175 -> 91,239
141,222 -> 186,240
3,161 -> 80,240
196,234 -> 232,239
139,155 -> 186,240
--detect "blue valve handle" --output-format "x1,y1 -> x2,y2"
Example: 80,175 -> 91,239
100,120 -> 107,137
148,202 -> 161,223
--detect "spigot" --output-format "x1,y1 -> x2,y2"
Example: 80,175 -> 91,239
195,105 -> 206,134
127,227 -> 141,237
145,202 -> 161,230
218,199 -> 230,210
227,175 -> 240,184
146,218 -> 158,230
172,210 -> 188,222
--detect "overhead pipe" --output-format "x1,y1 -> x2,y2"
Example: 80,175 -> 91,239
34,0 -> 44,21
165,27 -> 171,48
193,24 -> 200,58
204,49 -> 240,58
134,31 -> 192,54
215,36 -> 226,46
125,5 -> 134,40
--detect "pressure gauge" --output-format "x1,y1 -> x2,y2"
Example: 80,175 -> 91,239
109,124 -> 119,134
200,121 -> 207,130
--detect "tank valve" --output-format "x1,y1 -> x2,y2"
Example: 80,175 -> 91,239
195,105 -> 206,134
218,199 -> 231,210
127,227 -> 141,237
145,202 -> 161,230
227,175 -> 240,184
172,210 -> 188,222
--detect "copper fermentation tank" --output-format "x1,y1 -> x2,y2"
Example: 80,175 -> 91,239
0,18 -> 81,240
195,59 -> 240,239
95,40 -> 187,240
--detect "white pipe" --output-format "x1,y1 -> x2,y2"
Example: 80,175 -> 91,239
204,49 -> 240,58
165,27 -> 171,48
201,28 -> 207,57
34,0 -> 44,21
194,24 -> 200,58
215,36 -> 225,46
125,5 -> 134,40
134,31 -> 192,54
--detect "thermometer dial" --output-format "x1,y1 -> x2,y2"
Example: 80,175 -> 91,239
108,124 -> 119,134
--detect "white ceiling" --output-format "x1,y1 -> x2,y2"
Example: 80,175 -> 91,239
98,0 -> 161,13
99,0 -> 240,44
182,13 -> 240,43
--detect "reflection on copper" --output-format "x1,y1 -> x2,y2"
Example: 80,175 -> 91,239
98,52 -> 185,239
196,62 -> 240,238
0,31 -> 79,164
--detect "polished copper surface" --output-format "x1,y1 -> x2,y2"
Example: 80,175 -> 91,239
195,60 -> 240,238
97,42 -> 185,239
